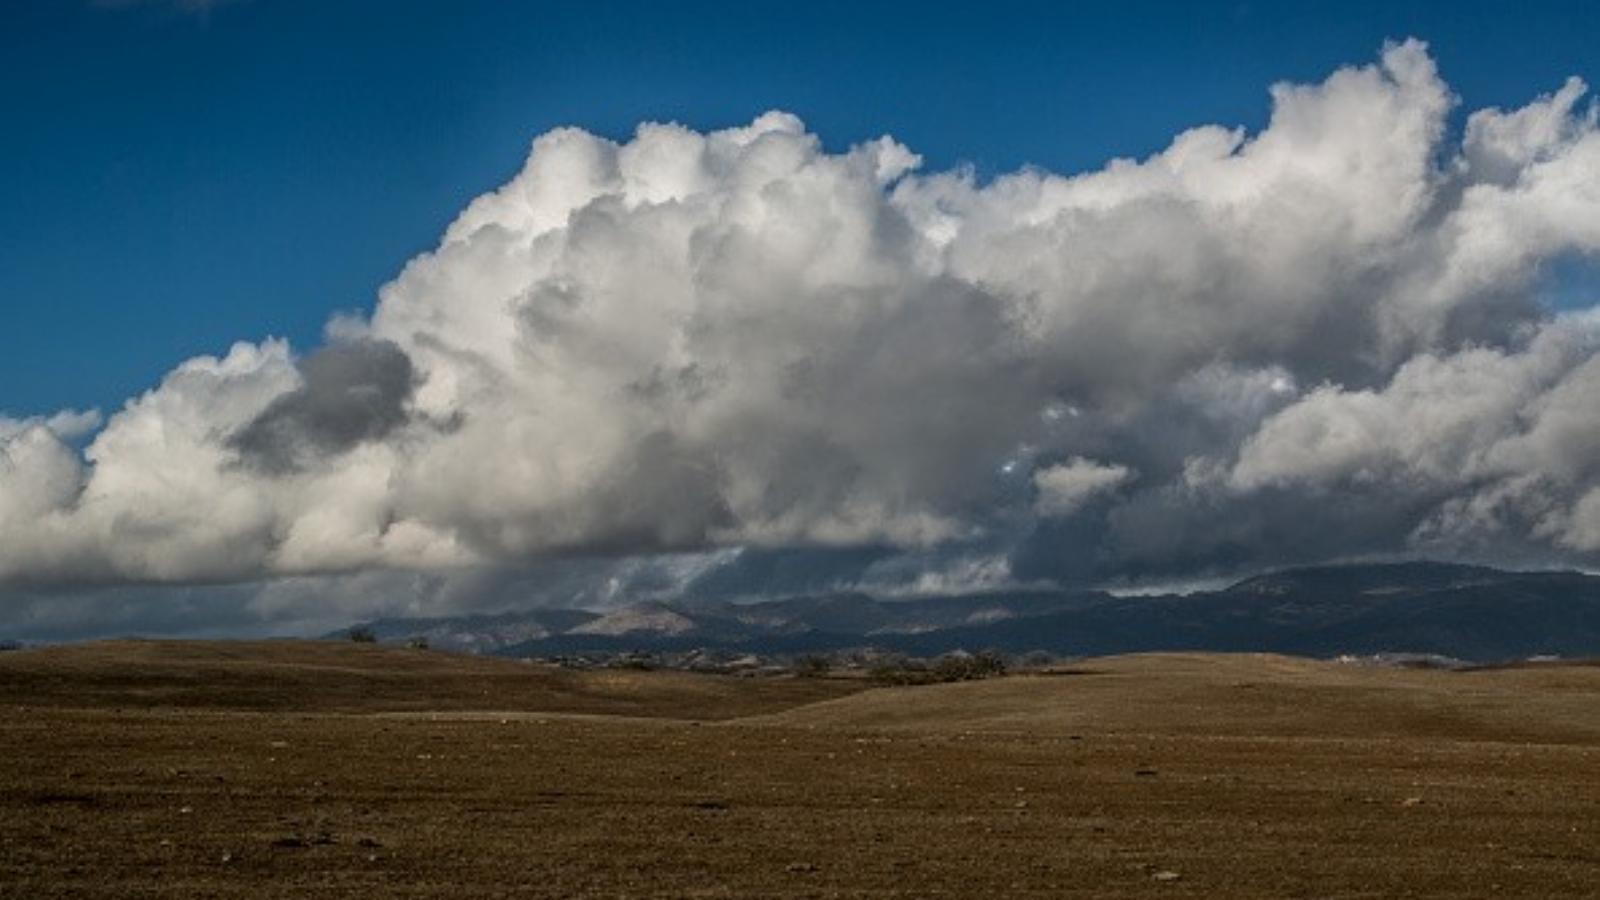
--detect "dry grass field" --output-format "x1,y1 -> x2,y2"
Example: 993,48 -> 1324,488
3,641 -> 1600,898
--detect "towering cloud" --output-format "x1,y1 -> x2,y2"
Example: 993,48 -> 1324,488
3,41 -> 1599,632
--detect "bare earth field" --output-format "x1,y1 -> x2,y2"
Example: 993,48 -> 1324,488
3,642 -> 1600,898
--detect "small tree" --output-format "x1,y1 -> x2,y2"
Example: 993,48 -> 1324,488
794,654 -> 833,677
347,625 -> 377,643
869,656 -> 931,686
930,650 -> 1008,683
971,650 -> 1008,678
1017,650 -> 1056,671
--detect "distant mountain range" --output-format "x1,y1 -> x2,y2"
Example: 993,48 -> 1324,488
341,562 -> 1600,663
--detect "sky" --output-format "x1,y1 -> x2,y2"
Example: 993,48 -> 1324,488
2,0 -> 1600,639
6,0 -> 1600,417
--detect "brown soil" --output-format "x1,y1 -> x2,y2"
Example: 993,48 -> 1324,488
0,640 -> 858,718
3,642 -> 1599,898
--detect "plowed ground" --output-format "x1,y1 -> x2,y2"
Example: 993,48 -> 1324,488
3,642 -> 1599,898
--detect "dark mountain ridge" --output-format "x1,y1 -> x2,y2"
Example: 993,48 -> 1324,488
339,562 -> 1600,663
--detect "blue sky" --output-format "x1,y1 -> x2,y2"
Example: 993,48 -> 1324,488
2,0 -> 1597,418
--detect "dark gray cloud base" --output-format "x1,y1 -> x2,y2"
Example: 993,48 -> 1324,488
229,339 -> 415,474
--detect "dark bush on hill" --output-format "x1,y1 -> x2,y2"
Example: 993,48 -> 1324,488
871,650 -> 1008,686
794,654 -> 833,677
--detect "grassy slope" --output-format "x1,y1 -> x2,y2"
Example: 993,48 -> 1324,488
0,639 -> 862,719
754,652 -> 1600,742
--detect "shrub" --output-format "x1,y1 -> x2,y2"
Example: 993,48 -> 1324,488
1017,650 -> 1057,670
793,654 -> 833,677
347,626 -> 377,643
868,657 -> 931,686
965,650 -> 1008,679
873,651 -> 1007,686
932,652 -> 1004,682
608,655 -> 655,671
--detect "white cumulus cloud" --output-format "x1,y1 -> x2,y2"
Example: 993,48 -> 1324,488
4,40 -> 1600,633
